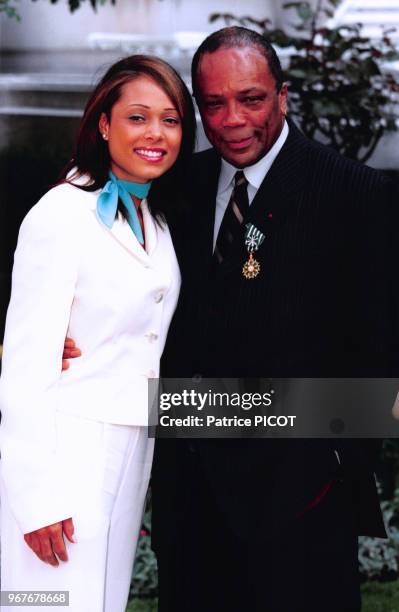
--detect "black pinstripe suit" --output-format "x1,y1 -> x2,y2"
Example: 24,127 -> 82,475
152,122 -> 398,611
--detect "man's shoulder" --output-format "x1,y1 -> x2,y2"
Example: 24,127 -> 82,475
291,123 -> 390,185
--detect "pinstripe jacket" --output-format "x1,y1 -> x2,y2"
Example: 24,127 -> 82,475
153,121 -> 399,543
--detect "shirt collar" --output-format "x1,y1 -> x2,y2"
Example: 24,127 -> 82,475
218,119 -> 289,194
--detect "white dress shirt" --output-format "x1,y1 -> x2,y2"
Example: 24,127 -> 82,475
213,120 -> 289,248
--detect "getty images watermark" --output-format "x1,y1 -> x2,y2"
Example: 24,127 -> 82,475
158,388 -> 296,429
148,378 -> 399,438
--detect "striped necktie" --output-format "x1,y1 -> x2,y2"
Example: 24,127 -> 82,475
214,170 -> 249,263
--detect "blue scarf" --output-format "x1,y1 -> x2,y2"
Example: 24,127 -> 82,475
97,171 -> 152,244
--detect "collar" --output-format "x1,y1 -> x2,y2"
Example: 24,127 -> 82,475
218,119 -> 289,194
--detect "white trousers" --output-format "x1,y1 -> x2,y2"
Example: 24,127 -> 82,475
1,411 -> 154,612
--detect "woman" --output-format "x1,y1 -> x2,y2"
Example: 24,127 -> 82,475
0,55 -> 196,611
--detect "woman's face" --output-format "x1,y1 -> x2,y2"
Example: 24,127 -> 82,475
99,76 -> 183,183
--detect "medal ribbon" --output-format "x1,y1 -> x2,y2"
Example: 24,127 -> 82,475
244,223 -> 265,252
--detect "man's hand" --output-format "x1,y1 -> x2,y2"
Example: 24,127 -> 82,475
62,337 -> 81,371
24,518 -> 76,566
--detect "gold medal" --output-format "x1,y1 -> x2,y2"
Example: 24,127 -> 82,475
242,252 -> 260,279
243,223 -> 265,279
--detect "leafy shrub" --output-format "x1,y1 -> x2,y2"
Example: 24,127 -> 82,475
131,510 -> 158,599
359,487 -> 399,580
210,0 -> 399,162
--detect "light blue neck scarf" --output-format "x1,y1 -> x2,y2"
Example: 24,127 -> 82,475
96,171 -> 152,245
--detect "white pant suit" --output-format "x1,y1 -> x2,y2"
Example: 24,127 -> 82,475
0,182 -> 181,611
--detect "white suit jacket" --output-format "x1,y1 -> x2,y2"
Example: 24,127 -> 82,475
0,182 -> 180,533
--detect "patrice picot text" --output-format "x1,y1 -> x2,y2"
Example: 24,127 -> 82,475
157,390 -> 297,429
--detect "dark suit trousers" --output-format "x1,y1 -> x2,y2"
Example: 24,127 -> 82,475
155,443 -> 361,612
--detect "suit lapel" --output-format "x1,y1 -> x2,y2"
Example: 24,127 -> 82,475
108,218 -> 151,265
247,121 -> 309,235
90,193 -> 152,266
141,199 -> 158,256
216,122 -> 310,276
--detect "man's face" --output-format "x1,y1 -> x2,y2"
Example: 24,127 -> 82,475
196,46 -> 288,168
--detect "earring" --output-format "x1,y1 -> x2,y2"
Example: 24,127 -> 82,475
102,133 -> 108,140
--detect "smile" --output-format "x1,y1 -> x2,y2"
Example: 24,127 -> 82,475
134,148 -> 166,162
225,137 -> 254,150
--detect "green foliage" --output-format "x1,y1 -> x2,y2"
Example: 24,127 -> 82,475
130,510 -> 158,599
126,599 -> 158,612
359,487 -> 399,580
1,0 -> 117,19
0,0 -> 20,20
210,0 -> 399,162
381,439 -> 399,464
32,0 -> 116,13
2,0 -> 168,18
377,440 -> 399,500
362,580 -> 399,612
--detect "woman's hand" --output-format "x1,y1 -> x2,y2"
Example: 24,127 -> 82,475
62,337 -> 81,371
24,517 -> 76,566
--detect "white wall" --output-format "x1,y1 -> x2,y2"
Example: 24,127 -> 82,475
0,0 -> 275,50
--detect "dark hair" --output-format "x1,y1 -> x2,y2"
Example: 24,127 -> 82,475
59,55 -> 196,220
191,26 -> 284,99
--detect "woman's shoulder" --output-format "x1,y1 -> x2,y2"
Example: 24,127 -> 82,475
38,179 -> 100,212
24,181 -> 100,230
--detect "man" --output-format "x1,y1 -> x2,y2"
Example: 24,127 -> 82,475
64,27 -> 396,612
149,27 -> 398,612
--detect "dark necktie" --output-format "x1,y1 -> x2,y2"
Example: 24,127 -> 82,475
214,170 -> 249,263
